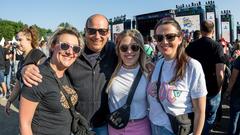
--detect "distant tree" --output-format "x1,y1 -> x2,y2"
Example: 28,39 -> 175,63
58,22 -> 72,28
0,19 -> 52,41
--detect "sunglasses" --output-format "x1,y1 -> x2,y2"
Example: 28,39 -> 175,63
86,28 -> 109,36
59,42 -> 81,54
154,33 -> 180,42
119,44 -> 140,52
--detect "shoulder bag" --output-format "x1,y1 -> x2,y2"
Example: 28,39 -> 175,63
107,69 -> 142,129
156,61 -> 194,135
48,62 -> 95,135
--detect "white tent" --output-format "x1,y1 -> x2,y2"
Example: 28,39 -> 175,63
11,36 -> 17,44
0,37 -> 5,46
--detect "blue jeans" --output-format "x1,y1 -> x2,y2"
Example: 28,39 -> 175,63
92,124 -> 108,135
151,123 -> 175,135
228,98 -> 240,135
202,91 -> 221,135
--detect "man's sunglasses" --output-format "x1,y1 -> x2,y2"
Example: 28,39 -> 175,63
154,33 -> 180,42
119,44 -> 140,52
59,42 -> 81,54
86,28 -> 109,36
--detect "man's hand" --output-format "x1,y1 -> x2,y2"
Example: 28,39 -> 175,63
21,64 -> 42,87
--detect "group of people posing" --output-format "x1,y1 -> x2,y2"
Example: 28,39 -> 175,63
5,13 -> 239,135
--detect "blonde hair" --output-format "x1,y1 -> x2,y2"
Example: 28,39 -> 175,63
106,29 -> 148,92
47,26 -> 85,57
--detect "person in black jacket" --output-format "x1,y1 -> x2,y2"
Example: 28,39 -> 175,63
21,14 -> 118,135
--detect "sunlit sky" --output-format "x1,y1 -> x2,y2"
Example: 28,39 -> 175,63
0,0 -> 239,32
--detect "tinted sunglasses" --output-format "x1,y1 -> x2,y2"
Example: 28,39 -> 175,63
154,33 -> 180,42
119,44 -> 140,52
59,42 -> 81,54
86,28 -> 109,36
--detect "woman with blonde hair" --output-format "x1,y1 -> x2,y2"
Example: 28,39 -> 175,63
107,29 -> 151,135
19,26 -> 84,135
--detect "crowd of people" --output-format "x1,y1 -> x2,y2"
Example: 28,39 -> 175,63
0,14 -> 240,135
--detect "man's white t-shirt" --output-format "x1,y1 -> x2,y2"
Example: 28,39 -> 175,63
147,58 -> 207,132
108,65 -> 148,120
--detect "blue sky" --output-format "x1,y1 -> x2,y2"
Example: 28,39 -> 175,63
0,0 -> 239,31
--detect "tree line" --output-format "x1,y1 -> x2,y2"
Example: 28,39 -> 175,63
0,19 -> 52,41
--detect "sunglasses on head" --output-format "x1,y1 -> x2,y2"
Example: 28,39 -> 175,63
86,28 -> 109,36
154,33 -> 180,42
119,44 -> 140,52
59,42 -> 81,54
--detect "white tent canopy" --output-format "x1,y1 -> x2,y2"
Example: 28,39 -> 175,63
0,37 -> 5,46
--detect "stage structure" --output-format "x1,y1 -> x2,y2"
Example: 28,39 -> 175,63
236,22 -> 240,41
205,0 -> 219,40
221,10 -> 234,43
134,10 -> 175,38
109,15 -> 131,41
175,1 -> 205,40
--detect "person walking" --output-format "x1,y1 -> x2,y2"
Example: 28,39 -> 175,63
186,20 -> 225,135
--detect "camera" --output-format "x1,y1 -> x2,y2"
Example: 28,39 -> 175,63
11,42 -> 18,49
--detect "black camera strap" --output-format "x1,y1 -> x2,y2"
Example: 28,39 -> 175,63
125,69 -> 142,106
47,61 -> 74,108
156,61 -> 167,113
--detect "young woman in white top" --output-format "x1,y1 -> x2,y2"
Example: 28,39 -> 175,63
147,18 -> 207,135
107,29 -> 151,135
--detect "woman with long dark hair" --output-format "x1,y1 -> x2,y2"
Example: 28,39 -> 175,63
147,18 -> 207,135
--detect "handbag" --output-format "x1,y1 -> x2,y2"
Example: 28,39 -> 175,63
48,62 -> 95,135
156,61 -> 194,135
107,69 -> 142,129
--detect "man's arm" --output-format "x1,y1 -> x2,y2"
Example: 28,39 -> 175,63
216,63 -> 225,90
226,68 -> 239,93
21,64 -> 42,87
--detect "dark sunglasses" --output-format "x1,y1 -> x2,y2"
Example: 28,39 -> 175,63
86,28 -> 109,36
59,42 -> 81,54
154,33 -> 180,42
119,44 -> 140,52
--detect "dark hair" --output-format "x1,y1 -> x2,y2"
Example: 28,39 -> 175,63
154,17 -> 189,83
200,20 -> 214,33
193,30 -> 201,40
19,25 -> 39,49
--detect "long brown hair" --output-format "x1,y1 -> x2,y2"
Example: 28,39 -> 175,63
154,17 -> 189,83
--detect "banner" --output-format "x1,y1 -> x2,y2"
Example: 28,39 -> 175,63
112,23 -> 124,34
207,12 -> 216,40
175,15 -> 200,33
221,22 -> 230,42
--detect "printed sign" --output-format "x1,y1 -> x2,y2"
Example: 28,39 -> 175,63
221,21 -> 230,42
